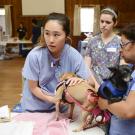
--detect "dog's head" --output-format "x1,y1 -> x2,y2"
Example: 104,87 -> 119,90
108,64 -> 133,83
98,65 -> 133,103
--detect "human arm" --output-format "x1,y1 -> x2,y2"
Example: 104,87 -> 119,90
64,76 -> 84,86
28,80 -> 56,103
84,56 -> 92,69
98,91 -> 135,119
84,39 -> 92,69
22,50 -> 57,104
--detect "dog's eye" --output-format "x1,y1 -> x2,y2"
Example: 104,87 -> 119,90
123,71 -> 128,75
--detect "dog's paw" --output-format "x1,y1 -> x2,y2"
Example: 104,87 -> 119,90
69,118 -> 75,122
55,115 -> 59,121
55,118 -> 59,121
72,127 -> 83,132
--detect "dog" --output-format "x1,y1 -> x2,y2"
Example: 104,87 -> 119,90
54,72 -> 102,132
98,64 -> 133,103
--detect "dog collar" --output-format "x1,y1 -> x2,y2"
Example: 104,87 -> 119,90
98,80 -> 127,99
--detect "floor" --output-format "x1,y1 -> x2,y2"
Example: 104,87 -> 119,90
0,57 -> 25,109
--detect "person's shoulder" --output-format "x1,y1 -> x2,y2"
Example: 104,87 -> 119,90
65,44 -> 83,59
28,46 -> 47,57
93,34 -> 101,40
112,34 -> 121,45
25,46 -> 47,64
113,34 -> 121,39
66,44 -> 80,55
88,33 -> 100,43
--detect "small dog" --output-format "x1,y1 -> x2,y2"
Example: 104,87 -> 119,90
54,72 -> 98,132
98,64 -> 133,103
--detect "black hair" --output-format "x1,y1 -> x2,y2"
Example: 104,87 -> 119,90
43,12 -> 70,36
120,23 -> 135,41
32,18 -> 38,25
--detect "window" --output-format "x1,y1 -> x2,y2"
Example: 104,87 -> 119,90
0,8 -> 5,15
80,7 -> 94,33
0,8 -> 6,32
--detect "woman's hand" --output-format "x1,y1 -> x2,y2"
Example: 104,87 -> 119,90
65,77 -> 84,86
98,97 -> 108,110
47,95 -> 57,103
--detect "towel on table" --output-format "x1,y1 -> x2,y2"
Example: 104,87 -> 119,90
12,107 -> 105,135
14,112 -> 70,135
0,121 -> 34,135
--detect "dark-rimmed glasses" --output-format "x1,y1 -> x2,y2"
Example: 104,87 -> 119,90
120,41 -> 134,48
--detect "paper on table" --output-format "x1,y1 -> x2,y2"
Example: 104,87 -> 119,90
0,105 -> 11,122
0,121 -> 34,135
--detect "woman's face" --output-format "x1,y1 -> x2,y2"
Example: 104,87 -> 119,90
120,34 -> 135,64
100,14 -> 116,35
44,20 -> 66,58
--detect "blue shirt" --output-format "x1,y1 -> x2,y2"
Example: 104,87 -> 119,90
32,26 -> 41,44
21,44 -> 90,111
109,71 -> 135,135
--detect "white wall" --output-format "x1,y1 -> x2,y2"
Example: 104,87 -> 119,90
22,0 -> 65,15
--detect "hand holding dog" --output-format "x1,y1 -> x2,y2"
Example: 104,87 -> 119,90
47,95 -> 57,103
65,77 -> 84,86
98,97 -> 108,110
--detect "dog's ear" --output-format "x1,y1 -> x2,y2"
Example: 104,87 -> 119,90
108,66 -> 118,78
108,66 -> 118,73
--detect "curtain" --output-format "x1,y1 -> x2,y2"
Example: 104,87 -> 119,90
73,5 -> 81,36
4,5 -> 12,37
93,5 -> 100,35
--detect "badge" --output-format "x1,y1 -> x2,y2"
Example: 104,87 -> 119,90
106,48 -> 117,52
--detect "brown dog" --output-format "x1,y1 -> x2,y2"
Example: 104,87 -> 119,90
54,72 -> 98,132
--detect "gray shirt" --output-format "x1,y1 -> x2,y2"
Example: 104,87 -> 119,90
86,34 -> 121,84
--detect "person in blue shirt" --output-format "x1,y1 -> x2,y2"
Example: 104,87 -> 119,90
20,12 -> 91,112
17,23 -> 27,40
16,23 -> 27,55
98,23 -> 135,135
30,18 -> 41,47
